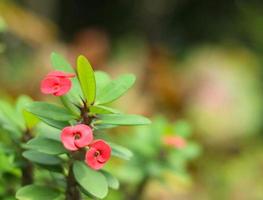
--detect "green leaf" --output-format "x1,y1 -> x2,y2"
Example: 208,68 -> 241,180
98,114 -> 151,126
23,150 -> 62,165
93,124 -> 118,130
23,111 -> 40,129
51,52 -> 74,72
51,52 -> 83,105
16,185 -> 60,200
26,137 -> 66,155
77,55 -> 96,105
101,170 -> 119,190
0,104 -> 21,138
38,117 -> 70,130
16,95 -> 33,129
60,95 -> 80,116
109,142 -> 133,160
95,71 -> 111,97
96,74 -> 136,104
90,105 -> 120,114
0,100 -> 22,131
26,102 -> 77,121
73,161 -> 108,199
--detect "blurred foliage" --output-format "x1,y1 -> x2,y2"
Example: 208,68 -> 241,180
105,117 -> 201,199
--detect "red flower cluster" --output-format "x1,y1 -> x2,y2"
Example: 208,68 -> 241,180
40,71 -> 75,96
40,71 -> 111,170
61,124 -> 111,170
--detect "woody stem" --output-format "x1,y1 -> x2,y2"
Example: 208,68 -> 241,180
66,163 -> 81,200
21,129 -> 34,186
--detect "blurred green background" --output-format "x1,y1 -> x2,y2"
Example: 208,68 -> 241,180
1,0 -> 263,199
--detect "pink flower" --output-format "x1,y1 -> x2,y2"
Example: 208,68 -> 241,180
163,136 -> 187,149
61,124 -> 93,151
40,71 -> 75,96
85,140 -> 111,170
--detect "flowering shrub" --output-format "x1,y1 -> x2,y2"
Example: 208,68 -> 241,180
11,52 -> 150,200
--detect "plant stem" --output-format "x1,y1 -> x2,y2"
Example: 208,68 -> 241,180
80,102 -> 92,125
21,129 -> 34,186
128,175 -> 149,200
66,163 -> 81,200
21,162 -> 33,186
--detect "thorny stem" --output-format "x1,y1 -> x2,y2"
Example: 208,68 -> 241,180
80,101 -> 94,125
66,163 -> 81,200
66,101 -> 93,200
21,129 -> 34,186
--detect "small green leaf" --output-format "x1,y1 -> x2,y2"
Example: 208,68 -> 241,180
73,161 -> 108,199
90,105 -> 120,114
23,110 -> 40,129
26,137 -> 66,155
96,74 -> 136,104
77,55 -> 96,105
23,150 -> 62,165
109,142 -> 133,160
95,71 -> 111,96
101,170 -> 119,190
26,102 -> 77,121
16,185 -> 60,200
98,114 -> 151,126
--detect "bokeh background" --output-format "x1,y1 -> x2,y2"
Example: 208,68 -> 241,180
1,0 -> 263,199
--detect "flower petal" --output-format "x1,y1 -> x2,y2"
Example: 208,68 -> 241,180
90,140 -> 111,162
74,124 -> 93,148
85,147 -> 104,170
40,77 -> 60,94
53,78 -> 72,96
61,126 -> 78,151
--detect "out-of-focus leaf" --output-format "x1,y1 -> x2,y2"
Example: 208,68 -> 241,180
173,120 -> 192,137
51,52 -> 83,105
26,102 -> 77,121
25,137 -> 66,155
23,110 -> 40,129
77,55 -> 96,105
98,114 -> 151,126
109,142 -> 133,160
96,74 -> 136,104
23,150 -> 63,165
101,170 -> 119,190
16,96 -> 40,129
73,161 -> 108,199
0,100 -> 22,131
16,185 -> 60,200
